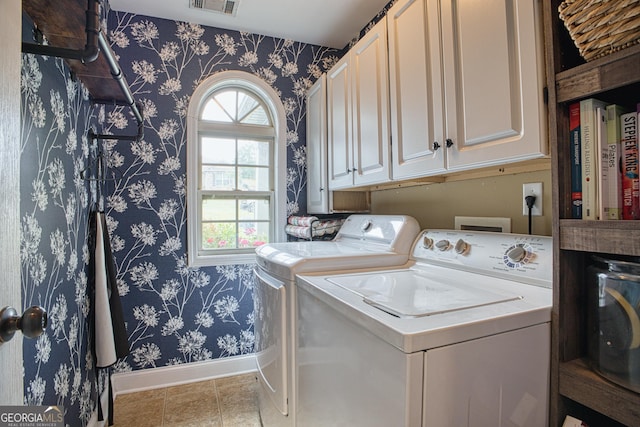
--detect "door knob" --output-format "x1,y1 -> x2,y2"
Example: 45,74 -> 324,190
0,305 -> 47,343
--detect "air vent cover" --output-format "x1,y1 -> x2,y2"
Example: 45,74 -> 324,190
190,0 -> 239,16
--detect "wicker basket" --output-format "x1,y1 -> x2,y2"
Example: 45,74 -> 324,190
558,0 -> 640,61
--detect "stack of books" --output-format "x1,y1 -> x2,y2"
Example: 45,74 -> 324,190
570,98 -> 639,220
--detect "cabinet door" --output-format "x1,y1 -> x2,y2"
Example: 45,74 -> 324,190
327,57 -> 353,190
441,0 -> 547,170
387,0 -> 446,179
306,75 -> 329,214
350,18 -> 391,186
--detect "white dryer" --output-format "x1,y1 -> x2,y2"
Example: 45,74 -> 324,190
253,214 -> 420,427
295,229 -> 553,427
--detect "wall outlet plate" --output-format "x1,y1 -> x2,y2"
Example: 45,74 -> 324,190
523,182 -> 543,216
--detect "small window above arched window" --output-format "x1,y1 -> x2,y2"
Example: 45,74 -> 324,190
200,88 -> 271,126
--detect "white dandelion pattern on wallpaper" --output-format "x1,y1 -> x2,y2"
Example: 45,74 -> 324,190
20,49 -> 97,424
100,11 -> 341,372
19,2 -> 392,423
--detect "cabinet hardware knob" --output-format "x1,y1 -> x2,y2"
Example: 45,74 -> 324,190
0,305 -> 48,343
446,138 -> 454,148
433,141 -> 440,151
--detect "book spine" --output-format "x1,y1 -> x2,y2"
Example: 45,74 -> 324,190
580,99 -> 607,220
596,107 -> 607,221
569,102 -> 582,218
621,111 -> 639,220
604,104 -> 626,220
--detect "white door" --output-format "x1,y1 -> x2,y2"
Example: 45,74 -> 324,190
442,0 -> 547,170
350,18 -> 391,187
0,0 -> 25,405
306,75 -> 329,214
387,0 -> 446,179
327,58 -> 353,190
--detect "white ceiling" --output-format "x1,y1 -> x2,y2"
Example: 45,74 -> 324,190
108,0 -> 391,49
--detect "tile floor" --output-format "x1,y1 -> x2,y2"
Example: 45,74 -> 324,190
112,373 -> 261,426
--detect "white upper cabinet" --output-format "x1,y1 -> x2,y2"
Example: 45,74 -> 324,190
328,18 -> 391,190
441,0 -> 547,170
306,75 -> 329,214
387,0 -> 546,180
327,57 -> 353,190
388,0 -> 446,180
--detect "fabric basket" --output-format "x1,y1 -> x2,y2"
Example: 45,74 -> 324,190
558,0 -> 640,61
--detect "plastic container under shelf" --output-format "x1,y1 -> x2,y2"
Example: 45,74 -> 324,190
587,256 -> 640,394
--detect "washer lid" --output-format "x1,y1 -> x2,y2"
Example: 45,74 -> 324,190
327,270 -> 522,318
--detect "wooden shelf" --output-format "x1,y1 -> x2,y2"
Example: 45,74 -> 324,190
559,359 -> 640,426
559,220 -> 640,255
555,44 -> 640,104
23,0 -> 127,103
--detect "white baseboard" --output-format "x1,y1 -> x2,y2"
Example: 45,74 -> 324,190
110,354 -> 257,398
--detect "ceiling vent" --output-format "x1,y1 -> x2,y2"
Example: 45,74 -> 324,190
190,0 -> 239,16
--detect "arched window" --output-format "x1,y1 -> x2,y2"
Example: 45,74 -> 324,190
187,71 -> 286,266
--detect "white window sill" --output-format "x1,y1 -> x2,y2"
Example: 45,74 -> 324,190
189,252 -> 257,267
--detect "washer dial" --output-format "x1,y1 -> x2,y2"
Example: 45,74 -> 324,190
503,243 -> 534,268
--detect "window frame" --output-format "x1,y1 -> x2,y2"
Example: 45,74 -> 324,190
187,71 -> 287,267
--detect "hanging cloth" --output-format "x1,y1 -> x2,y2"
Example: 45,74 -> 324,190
89,210 -> 129,425
90,210 -> 129,366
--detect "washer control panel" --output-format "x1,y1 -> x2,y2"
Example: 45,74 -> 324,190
413,230 -> 553,287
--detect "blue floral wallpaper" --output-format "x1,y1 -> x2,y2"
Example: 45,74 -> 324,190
20,13 -> 98,424
100,10 -> 341,371
19,1 -> 395,423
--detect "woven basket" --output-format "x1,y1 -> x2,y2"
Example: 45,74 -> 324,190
558,0 -> 640,61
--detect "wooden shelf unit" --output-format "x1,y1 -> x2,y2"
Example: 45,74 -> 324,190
545,0 -> 640,426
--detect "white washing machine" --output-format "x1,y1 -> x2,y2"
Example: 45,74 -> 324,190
253,214 -> 421,427
295,229 -> 553,427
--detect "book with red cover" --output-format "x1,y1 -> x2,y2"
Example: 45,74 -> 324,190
621,110 -> 639,220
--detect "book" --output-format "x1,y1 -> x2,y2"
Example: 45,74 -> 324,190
580,98 -> 608,220
621,110 -> 639,220
569,102 -> 582,218
595,107 -> 608,220
603,104 -> 627,220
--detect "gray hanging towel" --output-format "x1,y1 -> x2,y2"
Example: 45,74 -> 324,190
91,211 -> 129,368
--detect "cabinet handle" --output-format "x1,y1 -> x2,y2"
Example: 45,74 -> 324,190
433,141 -> 440,151
446,138 -> 454,148
319,187 -> 324,192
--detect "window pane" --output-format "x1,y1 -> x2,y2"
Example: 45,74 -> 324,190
238,167 -> 270,191
239,222 -> 269,247
241,106 -> 270,125
238,139 -> 269,166
202,222 -> 237,249
202,165 -> 235,190
201,99 -> 232,122
239,198 -> 270,220
214,90 -> 237,120
202,197 -> 236,221
202,137 -> 235,164
237,92 -> 259,121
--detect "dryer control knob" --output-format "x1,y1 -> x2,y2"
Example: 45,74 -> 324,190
360,220 -> 373,232
423,236 -> 433,249
454,239 -> 469,254
435,239 -> 450,251
506,246 -> 527,263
